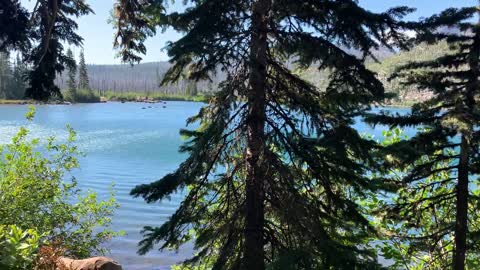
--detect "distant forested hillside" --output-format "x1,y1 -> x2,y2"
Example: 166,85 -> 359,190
53,43 -> 448,103
300,42 -> 450,104
368,41 -> 450,103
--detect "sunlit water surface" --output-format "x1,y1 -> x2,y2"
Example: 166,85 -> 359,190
0,102 -> 411,269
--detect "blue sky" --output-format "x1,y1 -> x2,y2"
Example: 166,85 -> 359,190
21,0 -> 478,64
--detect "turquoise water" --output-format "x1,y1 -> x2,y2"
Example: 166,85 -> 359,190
0,103 -> 410,269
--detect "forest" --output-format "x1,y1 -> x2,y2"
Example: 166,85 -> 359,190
1,0 -> 480,270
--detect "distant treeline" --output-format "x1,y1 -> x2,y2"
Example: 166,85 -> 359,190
2,42 -> 449,102
0,52 -> 27,100
55,61 -> 222,96
53,42 -> 449,103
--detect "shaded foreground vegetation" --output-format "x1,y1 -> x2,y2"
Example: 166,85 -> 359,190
0,107 -> 121,269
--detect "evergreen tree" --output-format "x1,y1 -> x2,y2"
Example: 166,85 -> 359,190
78,49 -> 90,91
11,54 -> 28,99
115,1 -> 413,269
185,80 -> 198,97
0,52 -> 12,99
66,48 -> 77,96
25,0 -> 93,101
368,4 -> 480,270
0,0 -> 29,52
1,0 -> 92,101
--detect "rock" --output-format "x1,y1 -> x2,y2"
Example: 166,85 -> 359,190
58,256 -> 123,270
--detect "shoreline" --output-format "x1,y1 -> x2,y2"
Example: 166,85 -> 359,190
0,99 -> 412,108
0,97 -> 208,105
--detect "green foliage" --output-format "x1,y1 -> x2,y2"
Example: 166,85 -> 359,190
185,81 -> 198,97
0,0 -> 29,52
297,41 -> 451,105
0,225 -> 43,270
0,106 -> 121,260
66,48 -> 77,96
115,0 -> 413,269
0,52 -> 28,100
102,90 -> 208,102
63,89 -> 101,103
367,6 -> 480,269
24,1 -> 93,101
372,128 -> 480,269
10,54 -> 28,100
0,52 -> 13,99
368,42 -> 451,94
78,50 -> 90,91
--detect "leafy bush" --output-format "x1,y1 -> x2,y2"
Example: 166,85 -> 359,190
0,107 -> 121,268
0,225 -> 42,270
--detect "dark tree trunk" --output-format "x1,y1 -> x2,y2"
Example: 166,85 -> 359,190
244,0 -> 270,270
454,135 -> 469,270
454,7 -> 480,268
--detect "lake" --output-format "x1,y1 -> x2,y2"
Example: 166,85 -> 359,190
0,102 -> 410,269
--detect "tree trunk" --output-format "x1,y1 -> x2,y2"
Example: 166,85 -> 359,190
454,135 -> 469,270
244,0 -> 270,270
454,6 -> 480,268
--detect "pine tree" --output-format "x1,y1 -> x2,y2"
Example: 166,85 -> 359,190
114,1 -> 413,269
185,80 -> 198,97
0,52 -> 12,98
66,48 -> 77,97
11,54 -> 27,99
78,49 -> 90,91
25,0 -> 93,101
367,4 -> 480,270
0,0 -> 29,52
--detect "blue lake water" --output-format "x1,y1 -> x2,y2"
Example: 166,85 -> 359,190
0,102 -> 411,269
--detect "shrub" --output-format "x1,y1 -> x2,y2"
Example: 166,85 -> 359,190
63,89 -> 100,103
0,225 -> 42,270
0,107 -> 121,268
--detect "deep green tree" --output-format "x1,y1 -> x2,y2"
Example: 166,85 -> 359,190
11,54 -> 28,99
66,48 -> 77,96
78,49 -> 90,91
185,80 -> 198,97
114,1 -> 413,269
0,52 -> 12,99
25,0 -> 92,101
367,5 -> 480,270
0,0 -> 30,53
1,0 -> 92,101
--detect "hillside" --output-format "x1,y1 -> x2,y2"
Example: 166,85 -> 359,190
368,41 -> 450,104
300,42 -> 450,105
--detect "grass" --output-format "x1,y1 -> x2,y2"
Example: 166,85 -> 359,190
63,89 -> 101,103
0,90 -> 210,105
0,99 -> 33,105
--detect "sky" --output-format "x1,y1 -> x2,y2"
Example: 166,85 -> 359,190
20,0 -> 478,65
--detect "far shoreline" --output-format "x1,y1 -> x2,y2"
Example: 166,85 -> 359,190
0,98 -> 413,109
0,96 -> 209,106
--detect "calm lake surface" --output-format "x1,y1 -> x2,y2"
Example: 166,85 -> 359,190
0,102 -> 410,269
